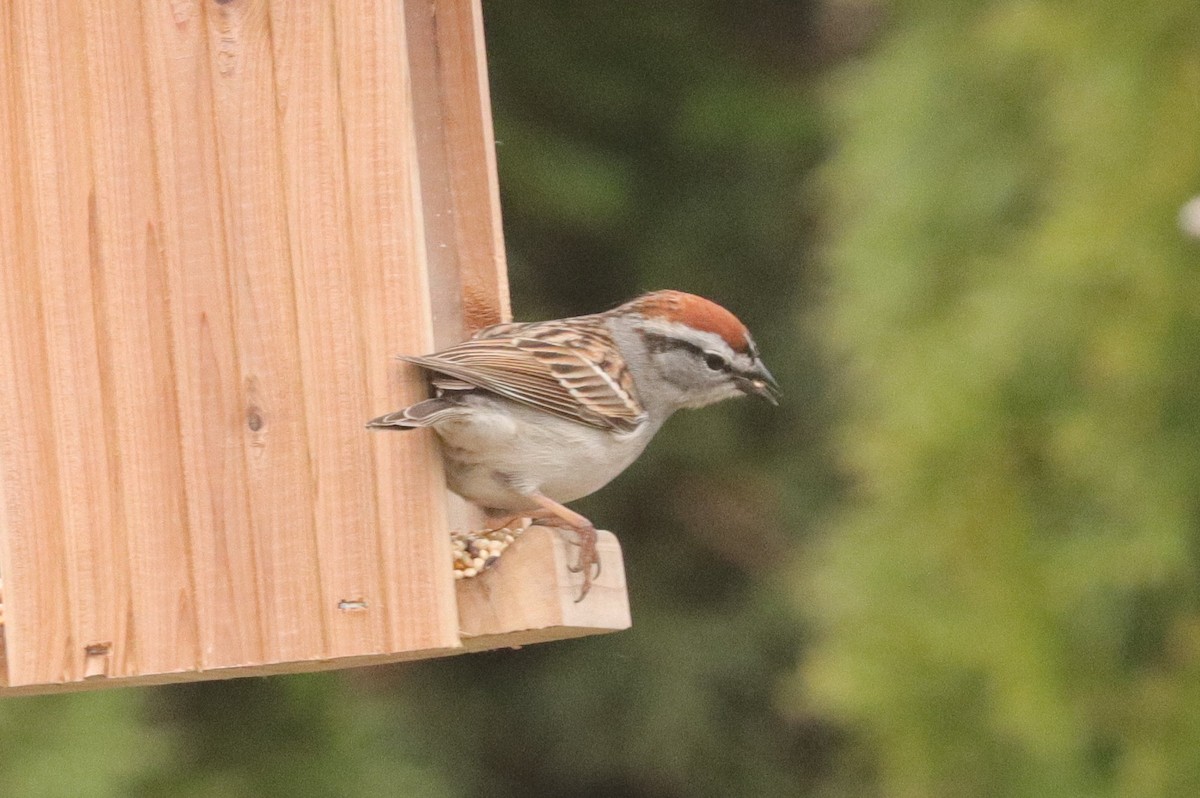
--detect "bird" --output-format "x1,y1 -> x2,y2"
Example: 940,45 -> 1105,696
366,290 -> 779,600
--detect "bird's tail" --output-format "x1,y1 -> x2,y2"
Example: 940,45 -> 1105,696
365,397 -> 457,430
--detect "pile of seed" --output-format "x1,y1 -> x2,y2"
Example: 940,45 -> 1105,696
452,523 -> 527,579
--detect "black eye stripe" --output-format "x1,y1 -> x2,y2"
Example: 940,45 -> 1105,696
644,333 -> 741,375
704,352 -> 730,371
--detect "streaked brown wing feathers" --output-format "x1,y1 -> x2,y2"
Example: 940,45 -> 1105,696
400,319 -> 646,432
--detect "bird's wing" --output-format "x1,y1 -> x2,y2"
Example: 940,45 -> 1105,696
400,319 -> 646,432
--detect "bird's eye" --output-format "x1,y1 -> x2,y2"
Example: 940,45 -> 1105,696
704,352 -> 729,371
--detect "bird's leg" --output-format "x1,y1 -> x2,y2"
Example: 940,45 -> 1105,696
480,513 -> 532,536
529,493 -> 600,602
526,513 -> 602,579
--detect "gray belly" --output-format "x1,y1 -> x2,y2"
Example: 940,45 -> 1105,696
431,397 -> 657,511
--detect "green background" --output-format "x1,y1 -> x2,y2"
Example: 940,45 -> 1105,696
4,2 -> 1200,796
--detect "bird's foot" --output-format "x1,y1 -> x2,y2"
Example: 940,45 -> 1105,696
523,496 -> 602,602
564,524 -> 601,602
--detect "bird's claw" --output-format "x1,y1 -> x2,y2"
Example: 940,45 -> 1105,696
522,498 -> 601,602
566,545 -> 602,579
567,531 -> 601,602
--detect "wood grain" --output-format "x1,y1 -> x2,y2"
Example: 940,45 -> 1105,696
141,0 -> 264,669
0,0 -> 469,689
204,0 -> 328,665
332,1 -> 460,654
405,0 -> 510,345
0,0 -> 631,692
457,528 -> 632,651
83,0 -> 198,679
2,0 -> 108,686
267,0 -> 389,660
0,526 -> 630,697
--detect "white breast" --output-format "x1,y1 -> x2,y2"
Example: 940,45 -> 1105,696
429,395 -> 659,512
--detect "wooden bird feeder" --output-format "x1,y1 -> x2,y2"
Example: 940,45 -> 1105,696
0,0 -> 629,697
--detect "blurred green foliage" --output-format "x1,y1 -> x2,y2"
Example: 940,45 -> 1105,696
803,1 -> 1200,797
3,1 -> 1199,796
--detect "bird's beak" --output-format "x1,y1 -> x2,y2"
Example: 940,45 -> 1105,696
737,365 -> 780,406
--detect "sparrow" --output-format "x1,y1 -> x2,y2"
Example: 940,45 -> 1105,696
367,290 -> 779,600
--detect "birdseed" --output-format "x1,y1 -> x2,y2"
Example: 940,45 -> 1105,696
452,522 -> 527,579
